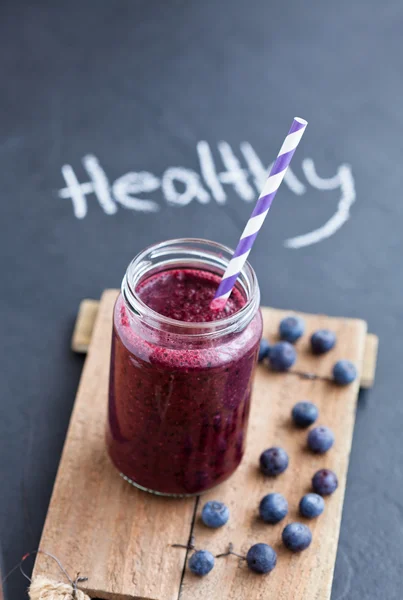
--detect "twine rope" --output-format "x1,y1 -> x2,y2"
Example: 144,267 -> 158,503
0,549 -> 90,600
29,575 -> 90,600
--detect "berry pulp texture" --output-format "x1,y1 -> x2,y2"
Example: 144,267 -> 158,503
107,269 -> 262,495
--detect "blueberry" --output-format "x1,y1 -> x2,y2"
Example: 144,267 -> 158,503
259,493 -> 288,524
299,493 -> 325,518
201,501 -> 229,528
259,447 -> 289,476
269,342 -> 297,372
282,522 -> 312,552
258,338 -> 271,362
291,401 -> 318,428
246,543 -> 277,574
310,329 -> 336,354
333,360 -> 357,385
279,316 -> 305,343
188,550 -> 215,576
307,426 -> 334,454
312,469 -> 338,496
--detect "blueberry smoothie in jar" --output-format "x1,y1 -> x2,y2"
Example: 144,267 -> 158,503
107,239 -> 262,496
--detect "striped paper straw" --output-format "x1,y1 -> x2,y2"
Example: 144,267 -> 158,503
212,117 -> 307,307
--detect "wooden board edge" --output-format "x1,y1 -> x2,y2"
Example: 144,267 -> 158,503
71,295 -> 378,388
360,333 -> 379,389
71,299 -> 100,353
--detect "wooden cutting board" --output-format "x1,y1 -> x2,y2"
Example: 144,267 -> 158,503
33,290 -> 378,599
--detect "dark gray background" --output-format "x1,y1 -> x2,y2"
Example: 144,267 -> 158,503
1,1 -> 402,598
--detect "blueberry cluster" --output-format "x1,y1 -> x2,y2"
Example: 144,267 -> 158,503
258,315 -> 358,384
188,428 -> 338,577
189,498 -> 279,575
187,315 -> 349,578
254,405 -> 337,556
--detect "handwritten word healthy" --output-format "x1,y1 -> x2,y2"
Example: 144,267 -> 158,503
58,142 -> 355,249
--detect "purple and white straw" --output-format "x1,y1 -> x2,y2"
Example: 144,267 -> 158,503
212,117 -> 307,307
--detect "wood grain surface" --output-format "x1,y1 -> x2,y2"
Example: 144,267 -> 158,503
34,291 -> 195,600
180,310 -> 367,600
34,291 -> 369,599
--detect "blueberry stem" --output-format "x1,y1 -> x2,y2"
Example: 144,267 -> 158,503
289,370 -> 336,382
216,543 -> 246,560
172,543 -> 195,550
172,535 -> 195,551
290,370 -> 318,380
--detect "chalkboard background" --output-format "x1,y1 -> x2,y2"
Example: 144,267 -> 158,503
1,1 -> 402,598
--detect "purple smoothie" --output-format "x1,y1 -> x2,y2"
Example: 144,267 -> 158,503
107,268 -> 262,495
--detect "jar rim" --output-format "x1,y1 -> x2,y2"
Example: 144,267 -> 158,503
121,238 -> 260,338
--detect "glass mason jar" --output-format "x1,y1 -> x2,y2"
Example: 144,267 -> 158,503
107,238 -> 262,496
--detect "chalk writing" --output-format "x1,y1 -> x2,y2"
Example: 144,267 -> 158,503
112,172 -> 160,213
284,160 -> 356,249
162,167 -> 210,207
58,142 -> 355,249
